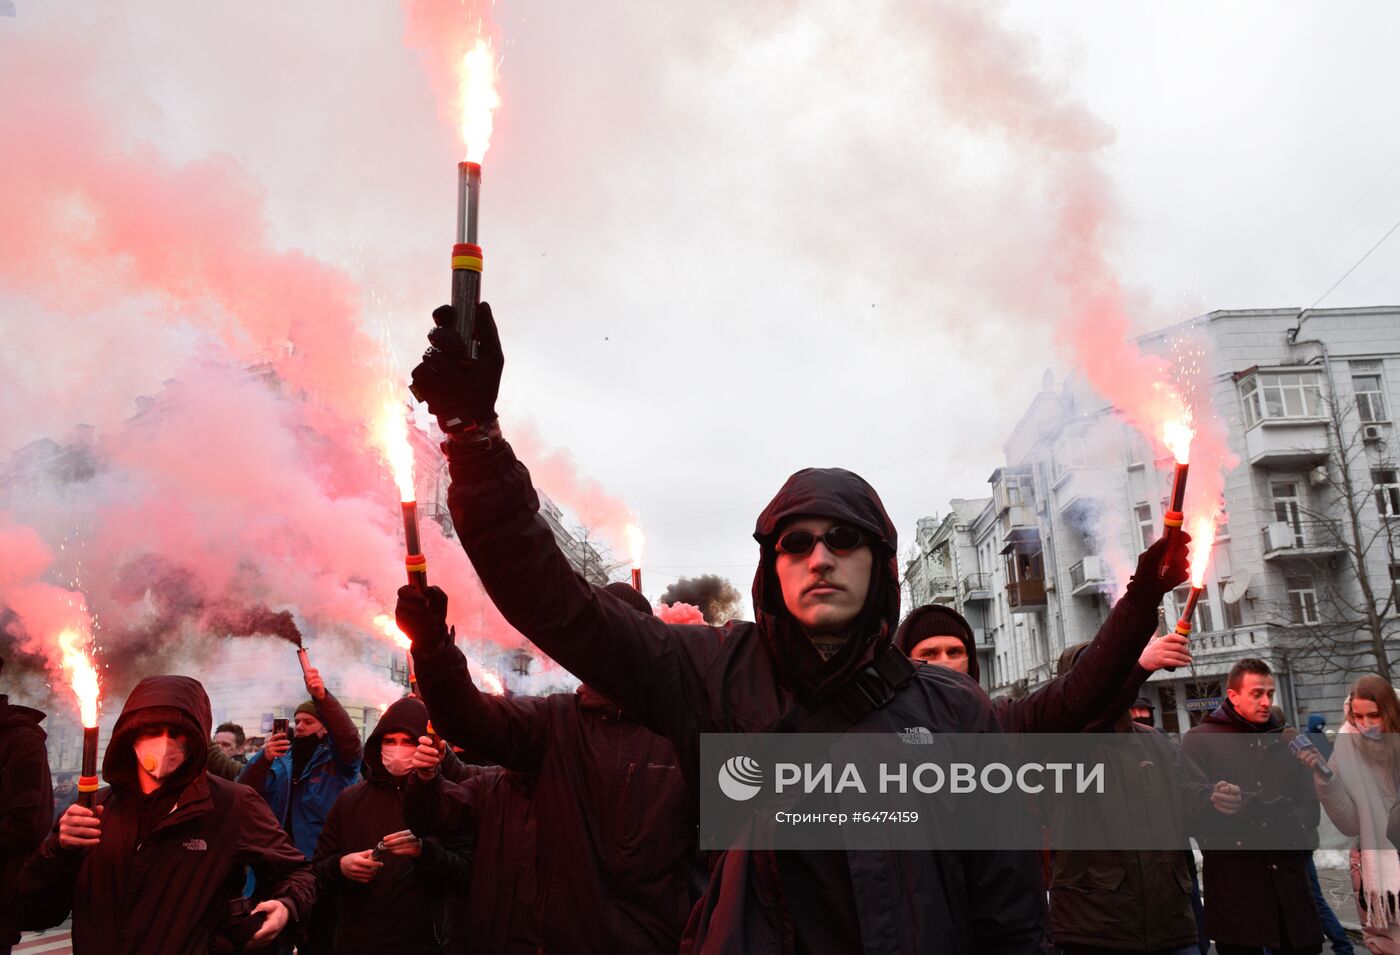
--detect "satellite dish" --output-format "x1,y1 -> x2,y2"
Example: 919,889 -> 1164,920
1223,569 -> 1252,604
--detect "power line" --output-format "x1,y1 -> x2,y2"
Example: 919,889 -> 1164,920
1309,212 -> 1400,309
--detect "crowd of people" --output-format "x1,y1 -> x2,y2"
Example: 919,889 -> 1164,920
1,303 -> 1398,953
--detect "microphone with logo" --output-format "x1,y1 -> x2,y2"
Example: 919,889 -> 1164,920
1284,728 -> 1334,780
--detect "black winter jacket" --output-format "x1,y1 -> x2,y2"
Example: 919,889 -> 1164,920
0,695 -> 52,947
405,766 -> 542,955
435,440 -> 1044,954
18,675 -> 315,955
1182,700 -> 1323,949
1047,721 -> 1204,950
311,697 -> 473,954
412,636 -> 694,954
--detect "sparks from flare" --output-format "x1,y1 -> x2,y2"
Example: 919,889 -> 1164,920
459,38 -> 500,163
59,628 -> 100,728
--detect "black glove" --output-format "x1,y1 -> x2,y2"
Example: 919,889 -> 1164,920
409,302 -> 503,433
1124,531 -> 1191,609
396,585 -> 451,653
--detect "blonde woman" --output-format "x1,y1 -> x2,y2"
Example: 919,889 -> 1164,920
1312,676 -> 1400,953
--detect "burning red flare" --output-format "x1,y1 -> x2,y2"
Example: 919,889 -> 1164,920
372,613 -> 412,651
1185,514 -> 1218,589
468,661 -> 506,695
459,38 -> 500,164
58,628 -> 100,728
372,398 -> 417,504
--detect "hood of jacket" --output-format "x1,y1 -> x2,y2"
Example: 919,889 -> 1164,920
1307,713 -> 1326,733
0,694 -> 47,739
752,467 -> 899,696
103,675 -> 211,791
1203,697 -> 1283,733
363,696 -> 429,784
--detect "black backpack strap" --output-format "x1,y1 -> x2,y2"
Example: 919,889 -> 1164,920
792,644 -> 918,735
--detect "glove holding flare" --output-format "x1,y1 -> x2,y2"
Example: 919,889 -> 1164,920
396,584 -> 454,656
1124,532 -> 1192,610
410,302 -> 503,438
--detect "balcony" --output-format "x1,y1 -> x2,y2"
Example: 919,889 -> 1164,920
1244,419 -> 1331,469
1006,578 -> 1047,613
927,577 -> 958,605
961,572 -> 992,602
1054,468 -> 1104,520
1260,519 -> 1346,561
1067,556 -> 1111,597
999,503 -> 1040,551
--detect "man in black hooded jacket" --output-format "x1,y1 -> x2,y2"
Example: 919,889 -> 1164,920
407,302 -> 1049,953
312,696 -> 472,954
0,657 -> 52,955
396,580 -> 696,954
17,674 -> 315,954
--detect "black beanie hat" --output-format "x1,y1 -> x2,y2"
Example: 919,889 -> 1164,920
894,604 -> 979,681
603,581 -> 654,617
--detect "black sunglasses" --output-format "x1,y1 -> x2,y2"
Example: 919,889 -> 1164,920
776,525 -> 865,556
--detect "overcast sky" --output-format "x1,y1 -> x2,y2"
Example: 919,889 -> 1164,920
3,1 -> 1398,621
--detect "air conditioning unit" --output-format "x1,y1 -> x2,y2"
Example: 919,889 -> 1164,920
1363,425 -> 1382,443
1308,465 -> 1329,487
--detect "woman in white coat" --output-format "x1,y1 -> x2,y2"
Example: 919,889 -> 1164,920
1313,675 -> 1400,954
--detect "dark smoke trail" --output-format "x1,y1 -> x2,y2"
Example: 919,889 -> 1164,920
206,604 -> 303,647
658,575 -> 742,625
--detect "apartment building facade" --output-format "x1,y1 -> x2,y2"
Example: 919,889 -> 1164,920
906,307 -> 1400,730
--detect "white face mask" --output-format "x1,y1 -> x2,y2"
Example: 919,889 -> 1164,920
381,743 -> 416,778
135,735 -> 186,780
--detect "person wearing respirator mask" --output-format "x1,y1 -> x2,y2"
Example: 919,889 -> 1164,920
311,696 -> 472,954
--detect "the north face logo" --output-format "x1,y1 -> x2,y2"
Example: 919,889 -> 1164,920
182,838 -> 208,851
898,726 -> 935,744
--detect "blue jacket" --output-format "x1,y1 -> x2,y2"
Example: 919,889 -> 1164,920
239,691 -> 362,859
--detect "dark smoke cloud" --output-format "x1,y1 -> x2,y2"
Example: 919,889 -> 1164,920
205,604 -> 303,647
659,575 -> 742,625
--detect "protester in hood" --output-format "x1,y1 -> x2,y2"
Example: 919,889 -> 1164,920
894,556 -> 1191,734
1043,642 -> 1202,955
397,580 -> 697,954
0,657 -> 52,955
1130,697 -> 1155,727
311,696 -> 472,954
1308,675 -> 1400,953
1182,658 -> 1323,955
407,303 -> 1048,953
18,674 -> 314,954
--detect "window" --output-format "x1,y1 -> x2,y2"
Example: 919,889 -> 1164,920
1352,363 -> 1388,423
1272,482 -> 1304,545
1375,469 -> 1400,518
1220,582 -> 1245,628
1136,504 -> 1154,551
1239,371 -> 1325,428
1391,564 -> 1400,612
1287,575 -> 1320,625
1174,586 -> 1214,633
